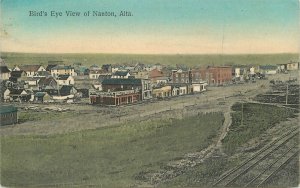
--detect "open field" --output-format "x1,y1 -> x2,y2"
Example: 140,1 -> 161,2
1,113 -> 224,187
1,52 -> 298,68
162,103 -> 299,187
222,103 -> 298,155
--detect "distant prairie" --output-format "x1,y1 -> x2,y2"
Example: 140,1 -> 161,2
1,52 -> 298,68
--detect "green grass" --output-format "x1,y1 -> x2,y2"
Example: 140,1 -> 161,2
222,103 -> 298,155
18,111 -> 75,123
1,112 -> 224,187
162,156 -> 237,187
1,52 -> 297,68
161,103 -> 298,187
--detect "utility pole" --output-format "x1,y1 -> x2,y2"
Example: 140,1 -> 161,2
285,84 -> 289,105
241,102 -> 244,126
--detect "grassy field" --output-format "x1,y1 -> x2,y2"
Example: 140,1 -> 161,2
159,103 -> 298,187
1,52 -> 298,68
18,111 -> 75,123
222,103 -> 298,155
1,112 -> 223,187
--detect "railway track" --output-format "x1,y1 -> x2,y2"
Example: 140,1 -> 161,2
213,127 -> 299,187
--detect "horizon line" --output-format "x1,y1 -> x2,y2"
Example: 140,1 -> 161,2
1,51 -> 299,56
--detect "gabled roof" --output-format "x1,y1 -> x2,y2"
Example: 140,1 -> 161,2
10,71 -> 25,78
0,66 -> 11,73
35,71 -> 51,77
59,85 -> 76,96
259,65 -> 278,70
102,78 -> 142,85
46,64 -> 57,71
9,89 -> 28,95
38,77 -> 57,86
101,64 -> 111,71
57,75 -> 71,80
44,86 -> 57,90
18,65 -> 42,72
90,64 -> 100,68
75,66 -> 89,72
90,69 -> 106,74
149,69 -> 163,78
113,70 -> 130,77
0,105 -> 17,114
51,65 -> 74,70
35,92 -> 46,97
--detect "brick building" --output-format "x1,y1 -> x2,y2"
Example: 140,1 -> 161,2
171,69 -> 191,84
192,66 -> 232,85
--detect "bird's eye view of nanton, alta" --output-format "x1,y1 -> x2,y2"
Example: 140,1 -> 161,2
0,0 -> 299,187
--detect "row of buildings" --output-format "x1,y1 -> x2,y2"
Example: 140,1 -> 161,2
0,59 -> 299,105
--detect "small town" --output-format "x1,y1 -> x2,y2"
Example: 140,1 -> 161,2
1,0 -> 299,187
1,59 -> 298,107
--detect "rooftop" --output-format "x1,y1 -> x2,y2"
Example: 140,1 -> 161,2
51,65 -> 74,70
113,70 -> 130,77
18,65 -> 43,72
57,75 -> 71,80
0,105 -> 17,114
102,78 -> 142,85
0,66 -> 11,73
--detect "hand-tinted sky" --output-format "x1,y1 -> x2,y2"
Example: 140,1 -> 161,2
1,0 -> 299,54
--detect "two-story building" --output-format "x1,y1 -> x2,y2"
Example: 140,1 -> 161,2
101,78 -> 151,100
51,65 -> 75,77
171,69 -> 191,84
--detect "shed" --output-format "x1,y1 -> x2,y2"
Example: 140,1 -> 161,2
0,105 -> 18,126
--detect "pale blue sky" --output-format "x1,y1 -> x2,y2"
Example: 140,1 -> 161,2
1,0 -> 299,53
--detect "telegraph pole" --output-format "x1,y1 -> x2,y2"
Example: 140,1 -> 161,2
241,102 -> 244,126
285,84 -> 289,105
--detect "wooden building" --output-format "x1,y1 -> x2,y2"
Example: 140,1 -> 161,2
0,105 -> 18,126
101,78 -> 152,100
90,90 -> 140,106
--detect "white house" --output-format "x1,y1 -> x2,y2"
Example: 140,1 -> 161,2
24,77 -> 40,89
259,65 -> 278,75
51,65 -> 75,77
286,62 -> 299,71
192,82 -> 207,92
234,68 -> 241,78
0,66 -> 11,80
249,67 -> 256,75
111,70 -> 131,78
3,89 -> 11,102
13,65 -> 46,77
56,75 -> 75,85
89,70 -> 102,79
179,86 -> 187,95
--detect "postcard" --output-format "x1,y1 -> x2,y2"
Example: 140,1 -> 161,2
0,0 -> 299,187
